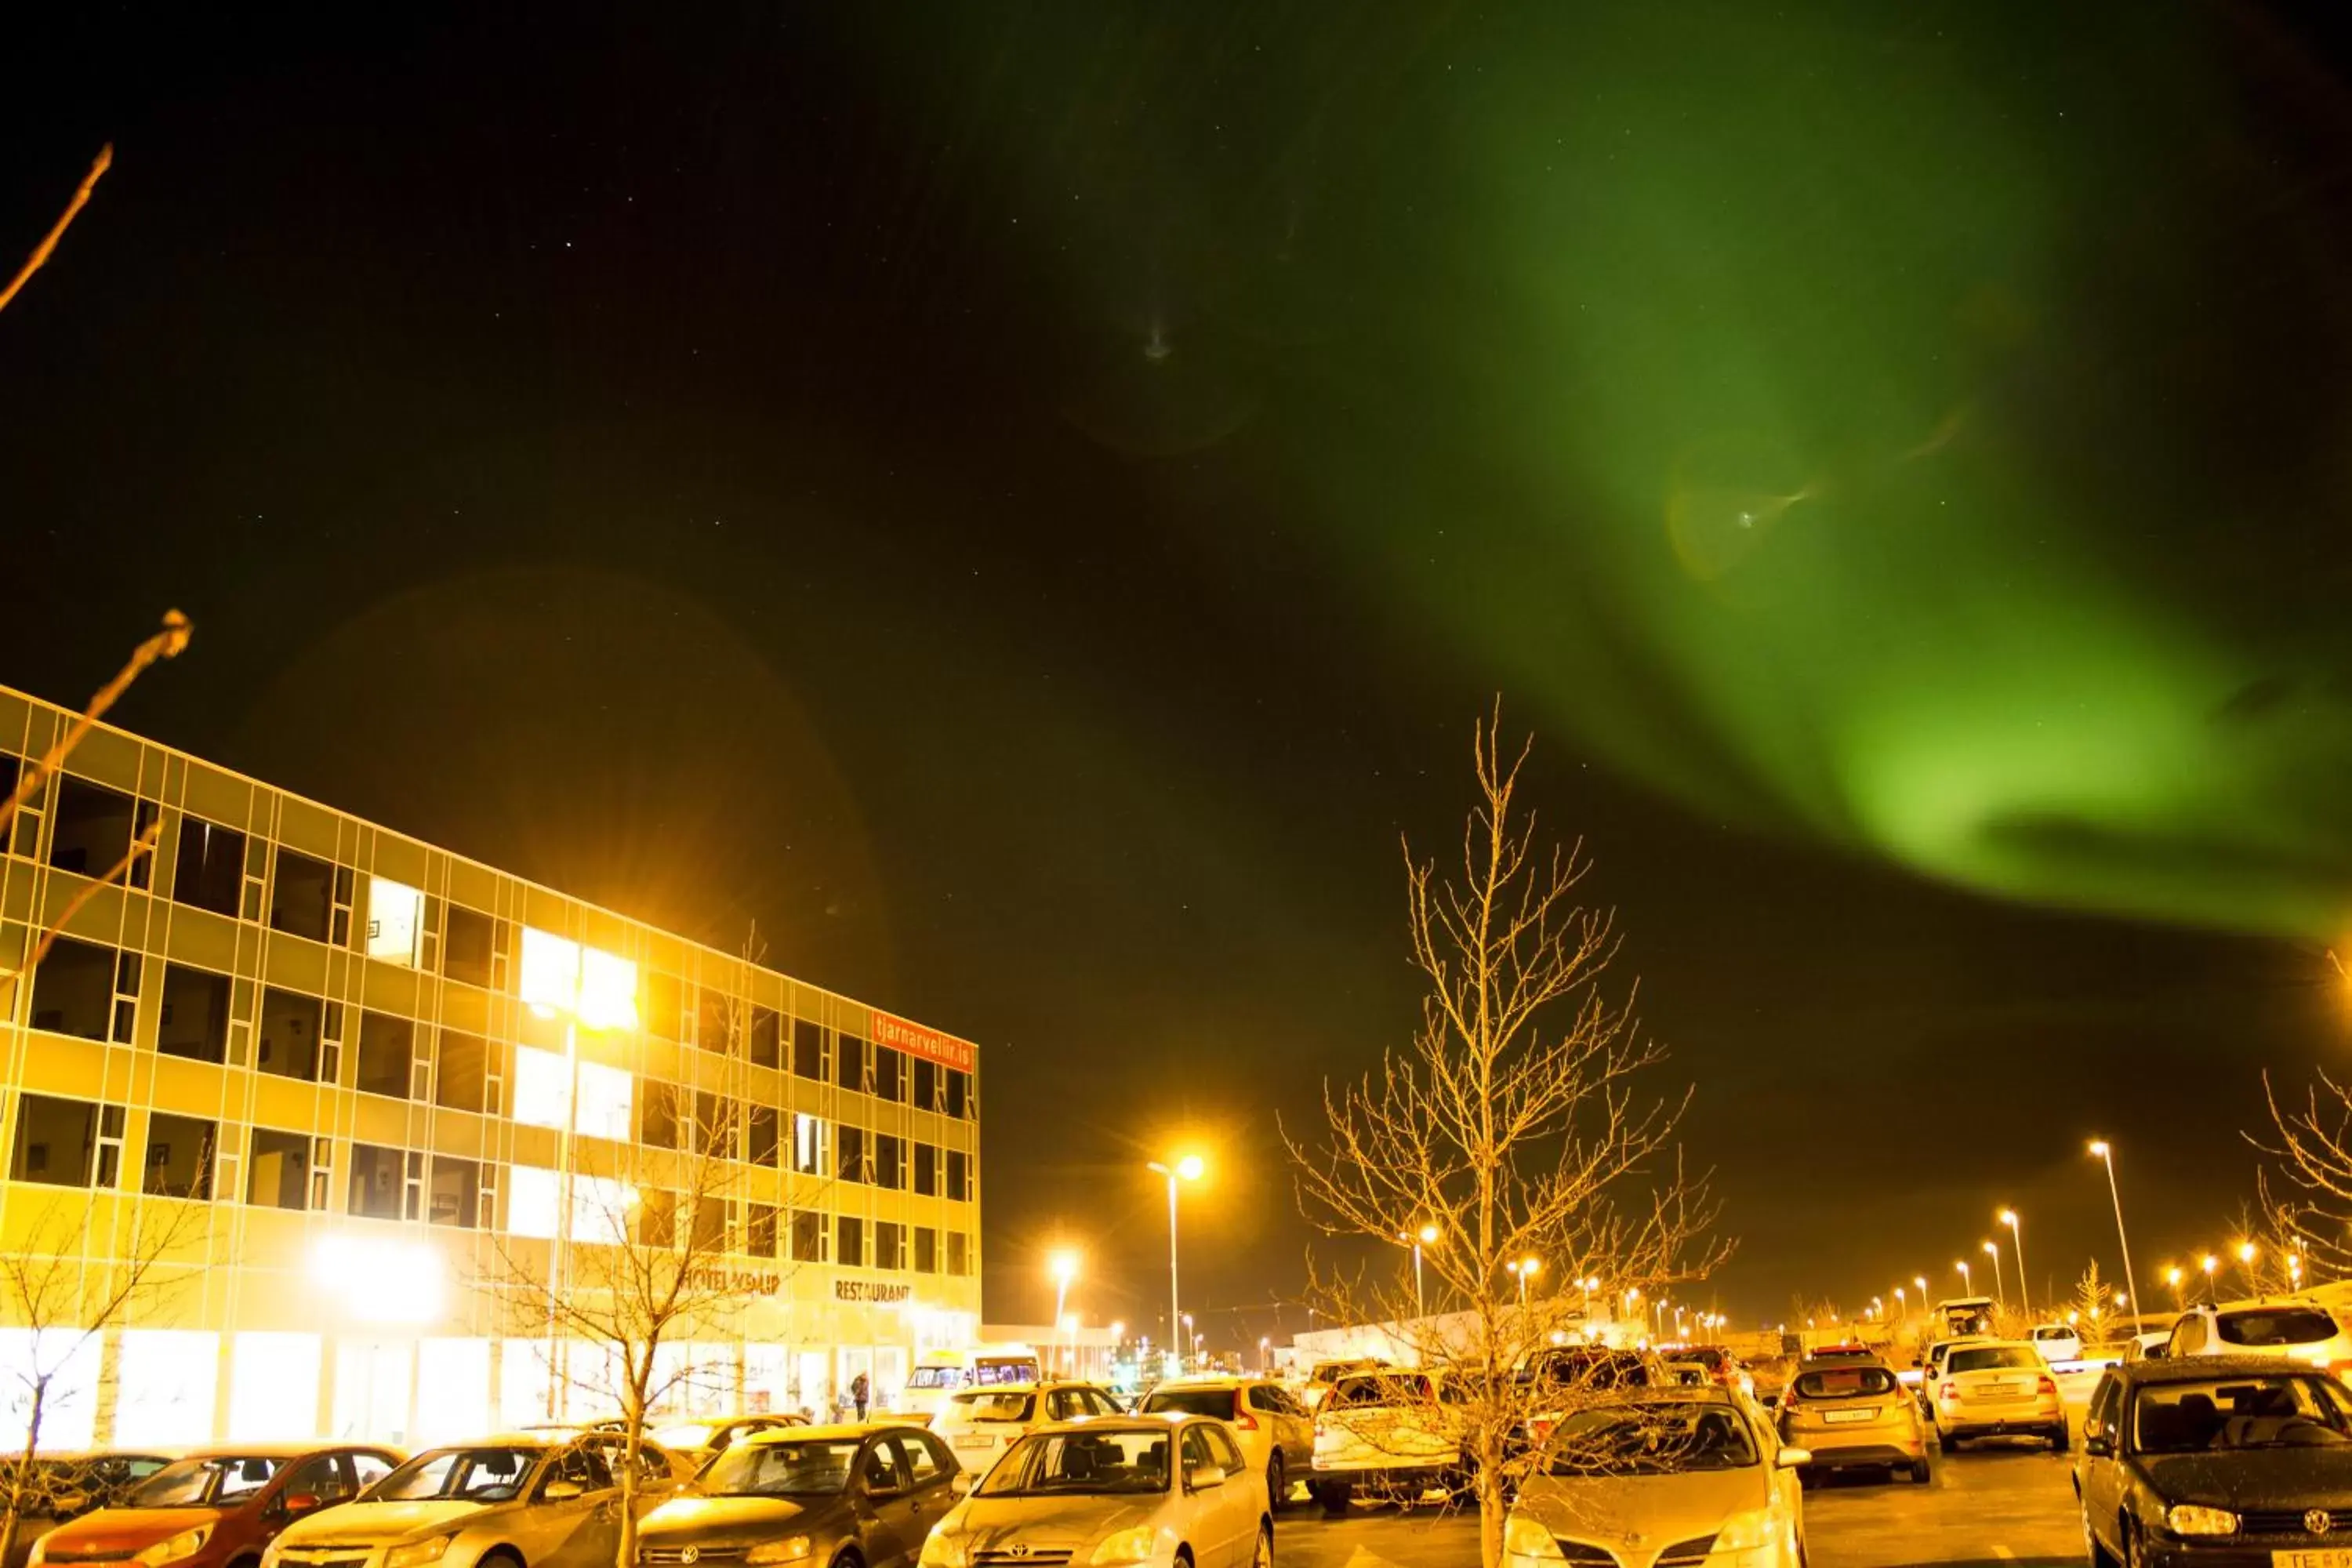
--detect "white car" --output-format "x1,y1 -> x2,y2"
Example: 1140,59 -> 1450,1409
1503,1389 -> 1806,1568
2165,1298 -> 2352,1376
928,1381 -> 1125,1472
1308,1370 -> 1465,1513
1137,1375 -> 1314,1510
1930,1341 -> 2068,1452
920,1414 -> 1271,1568
2030,1324 -> 2084,1365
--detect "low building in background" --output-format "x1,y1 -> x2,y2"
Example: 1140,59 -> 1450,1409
0,680 -> 982,1447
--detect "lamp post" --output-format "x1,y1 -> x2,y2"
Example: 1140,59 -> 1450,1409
2165,1266 -> 2184,1310
2087,1141 -> 2140,1314
2201,1254 -> 2219,1305
1048,1250 -> 1080,1376
1397,1222 -> 1440,1319
1507,1256 -> 1542,1307
2236,1241 -> 2259,1294
1982,1240 -> 2005,1312
1148,1155 -> 1204,1373
1999,1210 -> 2030,1322
1955,1260 -> 1971,1294
1259,1336 -> 1272,1374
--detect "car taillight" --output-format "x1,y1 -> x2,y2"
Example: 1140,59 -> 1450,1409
1939,1381 -> 1957,1401
2038,1376 -> 2058,1397
1233,1408 -> 1259,1431
1530,1417 -> 1556,1443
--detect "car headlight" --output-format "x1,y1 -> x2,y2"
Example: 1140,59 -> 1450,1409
1089,1526 -> 1158,1566
916,1532 -> 970,1568
2165,1506 -> 2239,1537
744,1540 -> 812,1566
384,1537 -> 455,1568
1714,1505 -> 1786,1553
133,1526 -> 213,1566
1501,1512 -> 1568,1564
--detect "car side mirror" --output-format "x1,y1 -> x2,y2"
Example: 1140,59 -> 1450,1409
2083,1434 -> 2113,1457
1776,1448 -> 1811,1469
949,1474 -> 973,1498
543,1481 -> 586,1502
1185,1464 -> 1226,1491
283,1494 -> 322,1515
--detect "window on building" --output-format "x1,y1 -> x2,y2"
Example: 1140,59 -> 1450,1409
143,1113 -> 212,1200
789,1209 -> 826,1263
913,1058 -> 939,1112
913,1142 -> 938,1197
750,1007 -> 780,1069
792,1114 -> 827,1176
12,1094 -> 106,1186
647,971 -> 684,1041
915,1227 -> 938,1273
694,1093 -> 733,1159
875,1221 -> 905,1272
347,1143 -> 405,1220
747,1203 -> 778,1258
837,1214 -> 865,1269
946,1149 -> 969,1203
255,988 -> 322,1080
834,1034 -> 866,1091
874,1134 -> 904,1189
435,1033 -> 490,1113
512,1044 -> 568,1129
575,1060 -> 633,1142
429,1156 -> 481,1227
366,877 -> 423,967
792,1019 -> 826,1080
635,1189 -> 677,1249
355,1013 -> 414,1099
873,1047 -> 905,1103
946,1069 -> 971,1119
156,964 -> 230,1063
739,1104 -> 776,1168
49,777 -> 143,881
443,906 -> 495,988
691,1195 -> 726,1253
697,989 -> 734,1055
0,754 -> 21,856
171,817 -> 244,916
28,936 -> 115,1041
837,1126 -> 868,1185
268,848 -> 336,942
641,1082 -> 680,1149
247,1128 -> 310,1210
947,1232 -> 971,1276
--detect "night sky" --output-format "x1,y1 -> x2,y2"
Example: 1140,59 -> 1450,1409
6,2 -> 2352,1346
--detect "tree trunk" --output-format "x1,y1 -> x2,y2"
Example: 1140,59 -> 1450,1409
0,1378 -> 52,1568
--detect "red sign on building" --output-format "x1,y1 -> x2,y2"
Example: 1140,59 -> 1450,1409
869,1009 -> 975,1074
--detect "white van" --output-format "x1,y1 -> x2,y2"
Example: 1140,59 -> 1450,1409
892,1345 -> 1044,1420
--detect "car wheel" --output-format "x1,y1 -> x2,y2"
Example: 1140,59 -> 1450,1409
829,1552 -> 864,1568
1314,1481 -> 1352,1517
2083,1509 -> 2118,1568
1909,1461 -> 1930,1485
2124,1519 -> 2155,1568
1251,1521 -> 1273,1568
2050,1426 -> 2071,1454
1267,1454 -> 1286,1511
1940,1428 -> 1964,1454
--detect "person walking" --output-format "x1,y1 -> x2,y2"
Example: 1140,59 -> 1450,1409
851,1371 -> 870,1421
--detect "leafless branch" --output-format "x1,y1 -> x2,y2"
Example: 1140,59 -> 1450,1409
0,145 -> 111,320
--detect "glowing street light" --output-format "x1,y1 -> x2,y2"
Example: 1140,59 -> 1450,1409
1259,1335 -> 1272,1373
1507,1255 -> 1544,1306
2087,1140 -> 2140,1317
1397,1222 -> 1442,1318
1955,1259 -> 1971,1292
2201,1254 -> 2220,1305
1147,1154 -> 1206,1373
1048,1249 -> 1080,1374
1982,1240 -> 2005,1311
1999,1210 -> 2030,1321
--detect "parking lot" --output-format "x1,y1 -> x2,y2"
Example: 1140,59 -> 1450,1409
1279,1438 -> 2082,1567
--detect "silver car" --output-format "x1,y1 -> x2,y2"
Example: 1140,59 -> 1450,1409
263,1433 -> 680,1568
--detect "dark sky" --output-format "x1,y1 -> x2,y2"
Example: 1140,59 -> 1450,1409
6,2 -> 2352,1345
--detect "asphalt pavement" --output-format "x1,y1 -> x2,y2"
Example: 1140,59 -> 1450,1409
1276,1438 -> 2084,1568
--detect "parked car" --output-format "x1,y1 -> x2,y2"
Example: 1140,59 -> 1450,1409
38,1445 -> 401,1568
2032,1324 -> 2085,1365
1308,1370 -> 1466,1514
919,1414 -> 1271,1568
1299,1359 -> 1388,1414
640,1423 -> 963,1568
1503,1389 -> 1806,1568
1931,1342 -> 2068,1453
1777,1358 -> 1929,1485
1915,1338 -> 1991,1415
1136,1376 -> 1314,1511
928,1381 -> 1125,1471
2077,1356 -> 2352,1568
1664,1346 -> 1754,1399
260,1432 -> 674,1568
2165,1299 -> 2352,1377
643,1415 -> 808,1472
5,1452 -> 181,1568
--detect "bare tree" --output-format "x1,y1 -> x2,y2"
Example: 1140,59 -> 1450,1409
0,1187 -> 212,1566
484,931 -> 807,1568
0,145 -> 111,321
1285,706 -> 1729,1568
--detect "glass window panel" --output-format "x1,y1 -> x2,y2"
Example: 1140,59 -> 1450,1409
834,1035 -> 866,1090
255,988 -> 322,1080
0,1330 -> 100,1450
247,1128 -> 310,1210
156,964 -> 230,1063
11,1094 -> 99,1186
356,1013 -> 414,1099
435,1033 -> 490,1113
429,1156 -> 481,1227
791,1020 -> 825,1080
267,850 -> 335,942
28,937 -> 114,1040
415,1339 -> 491,1446
750,1007 -> 780,1069
114,1331 -> 220,1446
347,1143 -> 405,1219
576,1060 -> 633,1142
837,1215 -> 864,1269
48,777 -> 136,879
512,1046 -> 569,1130
789,1210 -> 826,1263
443,906 -> 495,988
367,878 -> 424,966
227,1333 -> 321,1439
142,1112 -> 213,1199
873,1047 -> 905,1103
170,818 -> 244,916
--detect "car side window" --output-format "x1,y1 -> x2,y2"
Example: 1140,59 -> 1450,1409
1202,1425 -> 1245,1473
893,1435 -> 945,1487
546,1444 -> 613,1497
858,1440 -> 904,1493
1181,1426 -> 1215,1477
2085,1377 -> 2118,1438
1088,1388 -> 1124,1417
280,1454 -> 347,1504
352,1453 -> 394,1493
1047,1389 -> 1083,1421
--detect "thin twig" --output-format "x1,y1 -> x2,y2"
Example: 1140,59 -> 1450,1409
0,145 -> 113,319
0,609 -> 190,843
13,816 -> 163,982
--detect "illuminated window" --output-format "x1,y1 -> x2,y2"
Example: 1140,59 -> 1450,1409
508,1164 -> 559,1239
331,1341 -> 412,1446
513,1046 -> 570,1131
507,1165 -> 630,1243
514,1046 -> 633,1139
520,927 -> 637,1030
0,1330 -> 100,1449
367,877 -> 423,967
115,1330 -> 220,1446
228,1333 -> 321,1439
793,1115 -> 828,1175
576,1059 -> 633,1142
415,1340 -> 491,1444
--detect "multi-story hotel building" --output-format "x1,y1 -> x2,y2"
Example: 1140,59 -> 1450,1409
0,680 -> 982,1449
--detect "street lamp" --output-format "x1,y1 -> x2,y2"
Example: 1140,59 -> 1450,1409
1508,1256 -> 1543,1306
1955,1260 -> 1971,1293
1999,1209 -> 2030,1322
2201,1254 -> 2219,1305
2088,1140 -> 2140,1314
1259,1335 -> 1272,1373
2236,1240 -> 2259,1293
1147,1154 -> 1205,1373
1048,1249 -> 1080,1375
1397,1222 -> 1441,1319
1982,1240 -> 2004,1311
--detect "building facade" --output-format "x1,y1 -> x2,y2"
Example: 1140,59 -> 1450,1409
0,681 -> 981,1450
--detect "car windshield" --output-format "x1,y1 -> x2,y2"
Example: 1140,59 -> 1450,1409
650,1425 -> 715,1451
2217,1309 -> 2338,1348
978,1430 -> 1171,1496
906,1367 -> 964,1389
698,1439 -> 862,1497
367,1448 -> 536,1503
1546,1403 -> 1760,1475
2034,1327 -> 2076,1341
1794,1367 -> 1898,1399
127,1457 -> 283,1508
954,1392 -> 1036,1422
1140,1388 -> 1237,1420
2133,1376 -> 2352,1453
1328,1374 -> 1434,1408
1949,1347 -> 2041,1374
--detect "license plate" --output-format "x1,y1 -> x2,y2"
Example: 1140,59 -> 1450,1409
953,1436 -> 993,1449
1822,1409 -> 1878,1425
2272,1551 -> 2352,1568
